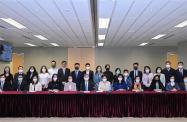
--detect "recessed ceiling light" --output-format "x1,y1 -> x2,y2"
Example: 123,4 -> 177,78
50,43 -> 59,47
98,35 -> 106,40
152,34 -> 166,39
139,42 -> 148,46
98,42 -> 104,47
24,43 -> 36,47
0,18 -> 27,29
0,37 -> 4,40
99,18 -> 110,29
175,20 -> 187,28
34,35 -> 48,40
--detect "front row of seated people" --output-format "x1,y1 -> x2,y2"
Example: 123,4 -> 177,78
0,60 -> 187,92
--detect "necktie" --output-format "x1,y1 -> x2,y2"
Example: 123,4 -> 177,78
180,69 -> 183,76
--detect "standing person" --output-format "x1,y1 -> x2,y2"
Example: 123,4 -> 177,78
71,63 -> 83,91
113,68 -> 121,83
48,60 -> 58,79
1,66 -> 13,91
175,61 -> 187,90
103,64 -> 113,83
39,65 -> 50,90
94,65 -> 103,90
162,61 -> 176,84
14,66 -> 26,85
142,66 -> 154,91
82,63 -> 94,82
130,62 -> 142,85
26,66 -> 38,84
154,67 -> 166,87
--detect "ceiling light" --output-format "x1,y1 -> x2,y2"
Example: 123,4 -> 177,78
0,18 -> 27,29
99,18 -> 110,29
34,35 -> 48,40
139,42 -> 148,46
24,43 -> 36,47
98,43 -> 104,47
98,35 -> 106,40
175,20 -> 187,28
50,43 -> 59,47
0,37 -> 4,40
152,34 -> 166,39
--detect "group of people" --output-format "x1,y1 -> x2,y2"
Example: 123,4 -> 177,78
0,60 -> 187,92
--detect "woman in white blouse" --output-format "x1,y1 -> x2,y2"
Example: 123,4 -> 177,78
29,75 -> 42,92
154,67 -> 166,87
39,65 -> 50,89
98,75 -> 111,92
142,66 -> 154,91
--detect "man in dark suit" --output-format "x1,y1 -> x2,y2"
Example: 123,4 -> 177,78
175,61 -> 187,90
130,62 -> 142,84
82,63 -> 94,82
14,66 -> 26,82
13,74 -> 27,91
71,63 -> 83,91
162,61 -> 176,84
58,61 -> 70,85
80,74 -> 95,91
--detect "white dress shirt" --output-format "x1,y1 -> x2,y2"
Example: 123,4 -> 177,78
48,68 -> 58,78
29,82 -> 42,92
39,73 -> 50,87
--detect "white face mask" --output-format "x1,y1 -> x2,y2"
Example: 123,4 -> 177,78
0,78 -> 5,82
136,79 -> 140,83
145,69 -> 149,73
68,79 -> 73,82
170,80 -> 175,86
157,69 -> 161,73
84,78 -> 89,81
116,70 -> 120,74
166,64 -> 171,68
42,68 -> 46,73
118,77 -> 122,81
30,69 -> 34,73
18,78 -> 23,81
103,78 -> 107,82
33,78 -> 37,83
124,73 -> 129,76
86,67 -> 90,70
178,65 -> 183,69
97,68 -> 101,72
53,77 -> 58,81
18,69 -> 23,73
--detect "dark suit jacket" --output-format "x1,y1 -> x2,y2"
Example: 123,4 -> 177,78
129,70 -> 142,82
80,80 -> 95,91
12,79 -> 28,91
47,81 -> 62,91
150,80 -> 165,91
103,71 -> 114,83
175,68 -> 187,90
71,70 -> 83,91
57,68 -> 70,82
82,70 -> 94,81
162,68 -> 176,83
1,73 -> 13,91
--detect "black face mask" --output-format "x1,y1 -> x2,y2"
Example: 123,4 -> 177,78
52,65 -> 56,68
75,67 -> 79,70
134,67 -> 138,70
106,68 -> 110,71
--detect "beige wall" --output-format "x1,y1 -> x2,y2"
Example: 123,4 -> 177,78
178,41 -> 187,68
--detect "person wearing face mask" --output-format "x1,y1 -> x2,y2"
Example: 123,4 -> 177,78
0,75 -> 6,91
162,61 -> 176,84
123,69 -> 133,90
166,76 -> 180,91
150,75 -> 165,91
26,66 -> 38,86
39,65 -> 50,90
130,62 -> 142,86
29,75 -> 42,92
12,75 -> 27,91
48,60 -> 58,79
103,64 -> 113,83
98,75 -> 111,92
58,61 -> 71,88
1,66 -> 13,91
113,74 -> 126,91
175,61 -> 187,90
71,63 -> 83,91
142,66 -> 154,91
48,74 -> 62,91
113,68 -> 121,83
14,66 -> 26,86
82,63 -> 94,82
94,65 -> 103,90
64,76 -> 76,91
132,76 -> 143,92
80,74 -> 95,91
154,67 -> 166,87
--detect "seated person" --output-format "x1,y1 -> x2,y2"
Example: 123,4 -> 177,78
150,75 -> 165,91
113,74 -> 126,91
166,76 -> 180,91
48,74 -> 62,91
98,75 -> 111,92
0,74 -> 6,91
64,76 -> 77,91
13,74 -> 27,91
132,76 -> 143,92
184,77 -> 187,91
29,75 -> 42,92
123,69 -> 133,90
80,74 -> 95,91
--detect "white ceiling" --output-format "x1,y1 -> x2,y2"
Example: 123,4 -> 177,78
0,0 -> 187,47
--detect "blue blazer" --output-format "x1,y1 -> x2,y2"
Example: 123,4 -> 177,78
71,70 -> 83,91
124,76 -> 133,90
166,82 -> 180,91
113,82 -> 126,91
